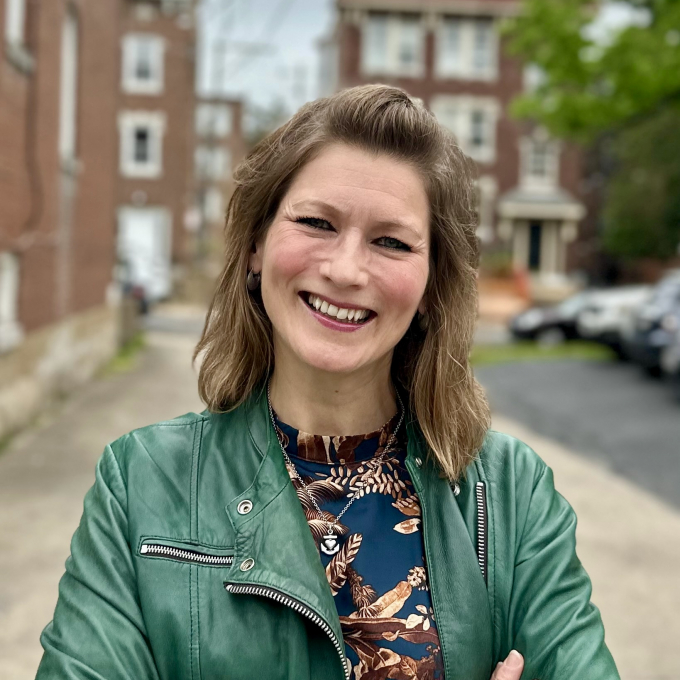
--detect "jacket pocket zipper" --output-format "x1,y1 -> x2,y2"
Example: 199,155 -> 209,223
140,543 -> 234,567
475,481 -> 488,584
225,583 -> 350,680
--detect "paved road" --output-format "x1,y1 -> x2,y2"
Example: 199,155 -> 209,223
0,323 -> 203,679
477,358 -> 680,509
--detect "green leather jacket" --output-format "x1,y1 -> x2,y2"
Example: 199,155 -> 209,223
37,389 -> 619,680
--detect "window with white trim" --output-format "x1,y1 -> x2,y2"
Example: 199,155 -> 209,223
59,10 -> 79,163
436,17 -> 498,81
0,252 -> 23,353
122,34 -> 165,95
195,145 -> 231,181
4,0 -> 27,45
195,104 -> 233,138
361,13 -> 424,77
118,111 -> 167,178
430,95 -> 499,163
204,187 -> 225,223
520,132 -> 560,191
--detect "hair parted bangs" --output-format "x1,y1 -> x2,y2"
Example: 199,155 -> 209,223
194,83 -> 490,481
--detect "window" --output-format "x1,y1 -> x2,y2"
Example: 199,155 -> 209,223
4,0 -> 27,45
195,104 -> 233,138
361,13 -> 424,77
195,146 -> 231,181
204,187 -> 225,222
122,34 -> 165,95
430,95 -> 499,163
520,132 -> 560,190
59,10 -> 79,163
0,252 -> 23,353
118,111 -> 167,178
436,17 -> 498,80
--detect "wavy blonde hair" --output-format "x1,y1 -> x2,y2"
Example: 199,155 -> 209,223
195,84 -> 490,481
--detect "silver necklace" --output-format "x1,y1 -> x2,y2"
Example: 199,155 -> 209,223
267,382 -> 405,556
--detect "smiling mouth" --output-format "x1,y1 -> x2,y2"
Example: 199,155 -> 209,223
301,292 -> 374,325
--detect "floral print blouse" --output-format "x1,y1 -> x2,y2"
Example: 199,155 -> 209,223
274,412 -> 444,680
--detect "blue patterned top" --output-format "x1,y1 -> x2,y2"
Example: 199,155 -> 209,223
274,412 -> 444,680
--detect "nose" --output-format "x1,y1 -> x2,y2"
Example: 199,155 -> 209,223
318,231 -> 369,289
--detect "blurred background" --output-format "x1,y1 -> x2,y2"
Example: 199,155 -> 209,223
0,0 -> 679,678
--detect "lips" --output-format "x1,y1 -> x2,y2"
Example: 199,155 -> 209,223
302,292 -> 373,324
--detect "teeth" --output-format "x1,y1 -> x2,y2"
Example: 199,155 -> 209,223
306,294 -> 369,323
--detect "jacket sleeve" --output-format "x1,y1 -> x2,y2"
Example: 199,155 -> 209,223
36,442 -> 160,679
508,460 -> 620,680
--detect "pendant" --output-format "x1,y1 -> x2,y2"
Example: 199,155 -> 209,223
320,532 -> 340,555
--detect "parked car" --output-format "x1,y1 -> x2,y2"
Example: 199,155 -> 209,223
623,270 -> 680,375
576,285 -> 652,358
660,308 -> 680,391
509,291 -> 594,344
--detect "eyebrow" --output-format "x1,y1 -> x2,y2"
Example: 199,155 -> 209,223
290,198 -> 426,242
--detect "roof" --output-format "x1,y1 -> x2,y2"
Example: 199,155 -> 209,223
337,0 -> 520,16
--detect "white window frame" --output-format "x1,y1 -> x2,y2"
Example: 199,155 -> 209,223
520,131 -> 561,192
118,111 -> 167,179
435,16 -> 498,81
195,103 -> 233,138
195,145 -> 231,182
430,95 -> 499,164
59,10 -> 79,163
121,33 -> 165,95
0,252 -> 24,353
4,0 -> 27,46
361,12 -> 425,78
204,187 -> 225,223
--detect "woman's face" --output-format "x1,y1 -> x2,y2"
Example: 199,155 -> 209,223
250,143 -> 430,377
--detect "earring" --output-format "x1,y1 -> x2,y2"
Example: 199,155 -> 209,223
246,270 -> 261,292
418,311 -> 429,332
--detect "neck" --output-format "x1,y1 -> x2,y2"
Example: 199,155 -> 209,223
268,350 -> 397,437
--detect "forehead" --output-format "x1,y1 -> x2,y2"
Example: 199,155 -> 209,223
283,144 -> 430,232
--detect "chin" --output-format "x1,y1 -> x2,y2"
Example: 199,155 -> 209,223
296,344 -> 376,376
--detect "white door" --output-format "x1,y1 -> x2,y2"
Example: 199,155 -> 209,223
117,207 -> 172,301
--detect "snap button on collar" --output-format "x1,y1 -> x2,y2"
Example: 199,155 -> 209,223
415,456 -> 423,468
240,558 -> 255,572
237,499 -> 253,515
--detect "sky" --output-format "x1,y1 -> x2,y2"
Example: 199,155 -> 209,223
198,0 -> 336,121
197,0 -> 647,130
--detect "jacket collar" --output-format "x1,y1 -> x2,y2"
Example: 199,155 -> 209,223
221,388 -> 493,680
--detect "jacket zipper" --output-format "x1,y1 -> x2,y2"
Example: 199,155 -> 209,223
140,543 -> 234,566
475,481 -> 488,584
225,583 -> 350,680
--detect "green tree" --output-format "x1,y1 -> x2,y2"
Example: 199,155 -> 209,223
505,0 -> 680,259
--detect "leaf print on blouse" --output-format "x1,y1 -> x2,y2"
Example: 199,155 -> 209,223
325,533 -> 363,594
339,565 -> 442,678
322,455 -> 414,501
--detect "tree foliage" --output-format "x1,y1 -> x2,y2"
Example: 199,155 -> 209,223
505,0 -> 680,259
505,0 -> 680,141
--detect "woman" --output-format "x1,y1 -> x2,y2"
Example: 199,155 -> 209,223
37,85 -> 619,680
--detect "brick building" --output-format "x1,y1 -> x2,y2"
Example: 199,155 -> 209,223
116,0 -> 196,302
0,0 -> 198,441
0,0 -> 122,439
326,0 -> 588,298
193,96 -> 245,257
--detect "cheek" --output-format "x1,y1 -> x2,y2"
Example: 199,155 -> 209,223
376,260 -> 428,312
265,230 -> 319,283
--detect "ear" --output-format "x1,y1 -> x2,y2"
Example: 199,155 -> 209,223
248,238 -> 263,274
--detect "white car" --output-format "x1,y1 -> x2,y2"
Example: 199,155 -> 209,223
577,285 -> 652,355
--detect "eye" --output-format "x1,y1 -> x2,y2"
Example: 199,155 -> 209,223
296,216 -> 334,231
375,236 -> 412,252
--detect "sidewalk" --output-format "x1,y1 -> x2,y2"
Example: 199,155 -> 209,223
493,415 -> 680,680
0,305 -> 677,678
